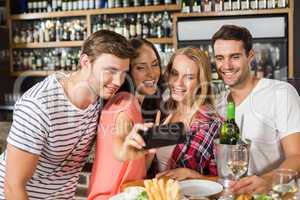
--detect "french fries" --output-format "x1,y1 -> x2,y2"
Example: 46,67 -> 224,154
144,178 -> 180,200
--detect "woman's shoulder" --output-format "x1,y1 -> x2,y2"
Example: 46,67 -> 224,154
104,92 -> 140,110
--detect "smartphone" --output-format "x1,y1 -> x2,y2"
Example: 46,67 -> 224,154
138,122 -> 186,149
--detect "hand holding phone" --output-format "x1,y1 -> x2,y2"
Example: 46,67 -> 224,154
138,122 -> 186,149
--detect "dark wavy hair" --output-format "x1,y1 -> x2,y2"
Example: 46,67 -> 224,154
118,38 -> 165,122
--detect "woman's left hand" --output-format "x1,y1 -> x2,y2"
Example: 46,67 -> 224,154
155,168 -> 200,181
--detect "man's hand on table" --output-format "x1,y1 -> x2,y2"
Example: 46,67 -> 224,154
230,175 -> 272,195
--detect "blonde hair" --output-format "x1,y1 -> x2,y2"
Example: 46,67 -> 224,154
164,47 -> 215,113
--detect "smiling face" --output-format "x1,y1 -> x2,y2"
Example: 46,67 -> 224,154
86,53 -> 130,99
130,45 -> 161,96
168,54 -> 199,104
214,39 -> 254,88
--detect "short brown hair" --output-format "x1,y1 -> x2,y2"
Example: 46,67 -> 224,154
164,47 -> 215,111
212,25 -> 253,55
81,30 -> 136,64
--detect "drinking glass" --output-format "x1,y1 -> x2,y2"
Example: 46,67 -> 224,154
271,169 -> 299,200
226,145 -> 249,180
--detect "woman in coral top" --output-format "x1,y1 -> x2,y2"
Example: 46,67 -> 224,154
88,38 -> 164,200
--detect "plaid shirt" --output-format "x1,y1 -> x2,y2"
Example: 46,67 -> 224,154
170,106 -> 223,176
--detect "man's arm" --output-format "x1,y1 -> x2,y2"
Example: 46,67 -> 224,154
231,132 -> 300,194
4,144 -> 39,200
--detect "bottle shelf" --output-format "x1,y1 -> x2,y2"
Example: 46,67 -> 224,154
11,41 -> 84,48
11,38 -> 172,49
10,4 -> 181,20
0,105 -> 14,111
147,37 -> 173,44
174,8 -> 290,18
11,70 -> 66,76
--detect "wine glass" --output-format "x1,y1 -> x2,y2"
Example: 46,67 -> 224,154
271,169 -> 299,200
226,145 -> 249,180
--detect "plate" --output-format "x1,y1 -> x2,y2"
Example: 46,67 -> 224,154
179,179 -> 223,198
109,186 -> 145,200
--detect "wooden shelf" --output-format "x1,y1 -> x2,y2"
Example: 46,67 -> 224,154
10,4 -> 181,20
11,70 -> 70,76
11,38 -> 171,49
0,25 -> 7,28
147,37 -> 173,44
174,8 -> 290,18
0,105 -> 14,111
11,41 -> 83,48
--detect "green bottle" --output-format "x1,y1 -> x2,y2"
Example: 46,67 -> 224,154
220,101 -> 240,144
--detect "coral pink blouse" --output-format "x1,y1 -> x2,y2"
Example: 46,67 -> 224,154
88,92 -> 147,200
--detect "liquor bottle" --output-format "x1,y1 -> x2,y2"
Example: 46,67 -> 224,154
89,0 -> 95,9
203,0 -> 212,12
220,101 -> 240,145
38,0 -> 44,12
256,65 -> 264,78
129,15 -> 136,38
250,0 -> 258,9
142,14 -> 150,38
267,0 -> 275,8
27,0 -> 33,13
232,0 -> 240,10
84,0 -> 90,9
181,0 -> 191,13
277,0 -> 287,8
42,0 -> 48,11
214,0 -> 223,11
57,0 -> 62,10
153,0 -> 161,5
192,0 -> 201,12
144,0 -> 152,6
133,0 -> 141,6
164,0 -> 172,4
162,11 -> 171,37
258,0 -> 266,9
73,0 -> 78,10
47,0 -> 52,11
136,14 -> 142,38
273,65 -> 281,80
123,0 -> 130,7
241,0 -> 249,9
62,0 -> 68,10
223,0 -> 232,10
67,0 -> 73,10
78,0 -> 83,9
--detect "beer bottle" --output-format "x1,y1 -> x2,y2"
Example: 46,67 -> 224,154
220,101 -> 240,144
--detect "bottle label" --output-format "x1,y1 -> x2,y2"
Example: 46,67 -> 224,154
267,0 -> 275,8
192,5 -> 201,12
241,0 -> 249,9
73,1 -> 78,9
62,2 -> 67,10
232,0 -> 240,10
278,0 -> 286,8
57,0 -> 62,7
224,1 -> 232,10
204,2 -> 212,12
215,2 -> 223,11
78,1 -> 83,9
89,0 -> 95,9
258,0 -> 266,8
250,0 -> 258,9
52,0 -> 57,10
28,2 -> 33,10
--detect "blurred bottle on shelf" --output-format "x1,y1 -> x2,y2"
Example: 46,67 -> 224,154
12,48 -> 80,72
